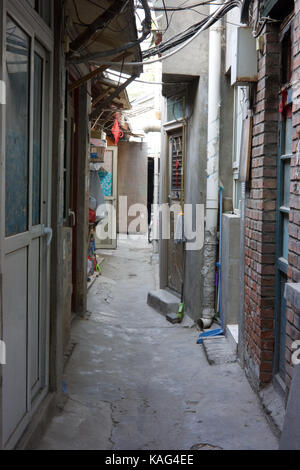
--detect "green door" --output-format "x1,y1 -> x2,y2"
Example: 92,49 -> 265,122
275,96 -> 292,385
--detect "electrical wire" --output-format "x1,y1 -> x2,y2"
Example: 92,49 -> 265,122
105,68 -> 188,85
68,0 -> 152,63
135,0 -> 224,11
161,0 -> 170,31
154,0 -> 193,34
70,0 -> 132,52
144,0 -> 238,58
84,0 -> 134,34
143,0 -> 245,58
252,18 -> 267,38
70,0 -> 241,66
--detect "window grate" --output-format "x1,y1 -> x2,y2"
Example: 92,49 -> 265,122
170,135 -> 183,194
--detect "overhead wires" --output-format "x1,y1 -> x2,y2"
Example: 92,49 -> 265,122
70,0 -> 242,67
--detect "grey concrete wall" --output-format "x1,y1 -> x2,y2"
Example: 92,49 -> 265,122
158,0 -> 209,77
117,141 -> 148,234
158,15 -> 235,321
221,214 -> 241,326
183,75 -> 208,320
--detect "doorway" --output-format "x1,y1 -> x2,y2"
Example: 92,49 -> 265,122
274,21 -> 293,390
95,146 -> 118,249
167,132 -> 184,294
1,9 -> 52,448
147,157 -> 154,230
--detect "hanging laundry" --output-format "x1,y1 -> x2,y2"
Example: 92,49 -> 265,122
98,167 -> 113,197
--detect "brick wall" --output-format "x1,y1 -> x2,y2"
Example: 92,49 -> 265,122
286,0 -> 300,392
244,22 -> 281,390
245,0 -> 300,395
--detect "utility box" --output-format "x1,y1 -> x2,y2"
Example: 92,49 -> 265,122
231,27 -> 258,86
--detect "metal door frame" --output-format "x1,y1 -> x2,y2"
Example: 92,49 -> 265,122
274,93 -> 292,394
0,0 -> 53,449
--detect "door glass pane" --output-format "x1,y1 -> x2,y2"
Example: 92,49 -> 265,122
283,160 -> 290,207
167,97 -> 183,122
284,117 -> 292,155
32,53 -> 43,226
98,150 -> 113,197
282,213 -> 289,260
5,18 -> 30,237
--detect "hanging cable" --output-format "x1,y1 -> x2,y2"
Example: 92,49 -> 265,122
68,0 -> 152,63
161,0 -> 170,31
69,0 -> 242,66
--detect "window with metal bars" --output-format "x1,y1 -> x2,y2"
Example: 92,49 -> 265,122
170,134 -> 183,199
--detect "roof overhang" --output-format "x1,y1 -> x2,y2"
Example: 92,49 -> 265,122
92,76 -> 131,111
66,0 -> 143,77
162,73 -> 196,98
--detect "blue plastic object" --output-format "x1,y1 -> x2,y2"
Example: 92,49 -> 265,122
197,327 -> 223,344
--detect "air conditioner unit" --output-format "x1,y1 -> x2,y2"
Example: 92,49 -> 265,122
231,27 -> 258,86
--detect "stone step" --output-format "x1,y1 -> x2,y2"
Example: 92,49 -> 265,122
202,336 -> 237,365
147,289 -> 180,316
226,324 -> 239,353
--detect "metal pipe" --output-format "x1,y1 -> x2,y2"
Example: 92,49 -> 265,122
200,0 -> 223,328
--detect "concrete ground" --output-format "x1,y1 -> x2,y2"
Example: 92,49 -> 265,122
33,236 -> 278,450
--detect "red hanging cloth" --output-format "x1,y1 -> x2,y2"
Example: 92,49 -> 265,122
111,114 -> 123,145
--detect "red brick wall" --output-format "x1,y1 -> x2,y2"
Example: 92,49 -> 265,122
286,0 -> 300,392
245,1 -> 300,395
244,22 -> 281,390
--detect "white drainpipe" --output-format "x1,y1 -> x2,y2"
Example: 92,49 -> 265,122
200,0 -> 223,329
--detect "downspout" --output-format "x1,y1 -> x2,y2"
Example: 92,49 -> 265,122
200,0 -> 223,329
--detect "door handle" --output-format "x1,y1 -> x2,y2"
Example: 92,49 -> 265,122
42,225 -> 53,246
69,209 -> 76,227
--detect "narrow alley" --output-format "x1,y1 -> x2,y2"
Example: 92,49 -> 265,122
33,237 -> 277,451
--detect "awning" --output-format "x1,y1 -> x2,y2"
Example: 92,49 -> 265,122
66,0 -> 143,77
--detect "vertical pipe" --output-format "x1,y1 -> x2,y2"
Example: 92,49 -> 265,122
200,0 -> 223,327
238,181 -> 246,364
153,155 -> 159,253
